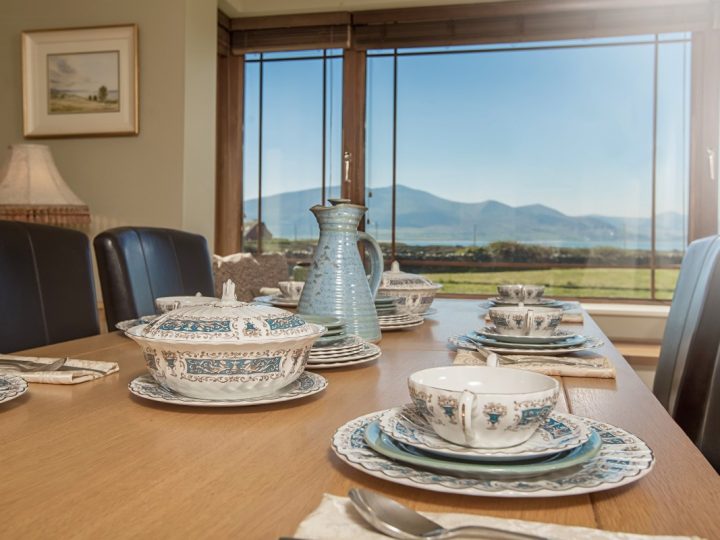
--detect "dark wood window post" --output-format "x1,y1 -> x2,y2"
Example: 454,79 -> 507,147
689,29 -> 720,242
341,48 -> 367,208
215,12 -> 244,255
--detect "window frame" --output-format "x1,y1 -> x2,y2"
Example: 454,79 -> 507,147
216,1 -> 720,302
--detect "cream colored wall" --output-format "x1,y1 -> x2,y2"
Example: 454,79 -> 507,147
0,0 -> 216,246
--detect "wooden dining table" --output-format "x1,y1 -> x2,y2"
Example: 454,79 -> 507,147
1,298 -> 718,539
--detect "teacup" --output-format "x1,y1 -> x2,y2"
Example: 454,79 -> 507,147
154,294 -> 218,314
278,280 -> 304,300
408,366 -> 559,448
497,284 -> 545,303
488,306 -> 562,337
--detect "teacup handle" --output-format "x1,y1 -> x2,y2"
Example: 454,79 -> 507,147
486,353 -> 499,368
460,390 -> 476,446
525,309 -> 534,336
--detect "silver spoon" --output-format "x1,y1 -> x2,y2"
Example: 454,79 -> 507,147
348,488 -> 547,540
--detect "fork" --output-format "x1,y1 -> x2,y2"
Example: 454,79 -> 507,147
0,357 -> 67,372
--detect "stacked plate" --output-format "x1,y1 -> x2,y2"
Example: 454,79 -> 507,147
253,294 -> 298,308
332,404 -> 654,497
300,314 -> 382,369
451,326 -> 603,356
375,296 -> 424,331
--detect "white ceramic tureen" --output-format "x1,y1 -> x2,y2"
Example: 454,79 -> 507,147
126,280 -> 324,400
377,261 -> 442,315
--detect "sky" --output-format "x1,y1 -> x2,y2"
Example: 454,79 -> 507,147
243,35 -> 690,220
48,52 -> 119,94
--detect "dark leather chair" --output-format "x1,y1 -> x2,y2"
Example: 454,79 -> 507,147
0,221 -> 99,353
696,347 -> 720,472
653,235 -> 720,470
94,227 -> 214,329
654,236 -> 720,412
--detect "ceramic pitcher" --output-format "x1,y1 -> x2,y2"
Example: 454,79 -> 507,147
297,198 -> 383,342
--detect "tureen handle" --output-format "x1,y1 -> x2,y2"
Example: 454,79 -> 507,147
221,279 -> 237,303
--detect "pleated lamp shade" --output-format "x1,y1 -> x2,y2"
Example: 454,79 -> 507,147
0,144 -> 90,225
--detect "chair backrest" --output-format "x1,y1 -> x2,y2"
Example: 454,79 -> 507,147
94,227 -> 214,329
692,345 -> 720,472
653,236 -> 720,417
0,221 -> 99,353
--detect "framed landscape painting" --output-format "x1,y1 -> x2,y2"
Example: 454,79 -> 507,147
22,25 -> 138,137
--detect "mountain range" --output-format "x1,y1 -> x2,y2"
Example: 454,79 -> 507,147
244,185 -> 685,249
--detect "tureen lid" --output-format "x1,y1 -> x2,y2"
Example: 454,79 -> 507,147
379,261 -> 441,290
137,280 -> 321,343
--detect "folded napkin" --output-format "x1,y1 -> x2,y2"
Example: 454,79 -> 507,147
295,494 -> 702,540
454,348 -> 616,378
0,355 -> 119,385
212,252 -> 254,267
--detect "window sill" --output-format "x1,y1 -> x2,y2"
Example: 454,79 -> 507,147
582,303 -> 670,319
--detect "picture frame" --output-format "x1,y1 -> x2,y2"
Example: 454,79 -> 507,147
22,24 -> 138,138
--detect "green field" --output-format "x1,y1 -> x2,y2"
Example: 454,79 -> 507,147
423,268 -> 679,300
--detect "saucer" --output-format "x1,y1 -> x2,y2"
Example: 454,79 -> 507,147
380,406 -> 591,462
0,375 -> 28,404
366,421 -> 602,478
128,372 -> 327,407
477,327 -> 579,345
332,411 -> 654,498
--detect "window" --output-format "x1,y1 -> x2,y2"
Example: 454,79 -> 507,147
365,35 -> 691,300
243,50 -> 343,259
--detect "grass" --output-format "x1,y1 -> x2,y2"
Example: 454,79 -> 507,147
423,268 -> 679,300
49,95 -> 119,114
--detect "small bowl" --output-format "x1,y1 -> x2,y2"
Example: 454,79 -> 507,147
488,306 -> 562,337
155,294 -> 218,314
278,280 -> 304,300
497,284 -> 545,304
408,366 -> 559,448
377,261 -> 442,315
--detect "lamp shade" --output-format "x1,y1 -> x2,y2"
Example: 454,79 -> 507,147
0,144 -> 89,224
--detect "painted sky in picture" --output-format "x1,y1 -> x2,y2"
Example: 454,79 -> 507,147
47,51 -> 119,113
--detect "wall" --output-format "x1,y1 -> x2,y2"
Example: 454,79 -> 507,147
0,0 -> 216,246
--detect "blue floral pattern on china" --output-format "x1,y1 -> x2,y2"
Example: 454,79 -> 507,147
267,315 -> 305,331
158,319 -> 232,333
333,411 -> 654,497
186,357 -> 282,376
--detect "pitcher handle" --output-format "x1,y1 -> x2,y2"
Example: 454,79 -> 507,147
358,231 -> 384,297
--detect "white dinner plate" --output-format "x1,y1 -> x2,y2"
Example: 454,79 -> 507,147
332,411 -> 654,498
306,351 -> 381,369
128,372 -> 327,407
307,342 -> 381,364
449,335 -> 603,356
